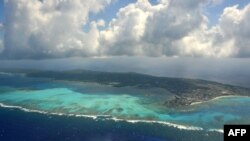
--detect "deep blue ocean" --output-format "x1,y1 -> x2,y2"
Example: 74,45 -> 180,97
0,73 -> 249,141
0,107 -> 222,141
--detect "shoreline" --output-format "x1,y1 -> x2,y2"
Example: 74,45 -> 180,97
0,102 -> 206,132
190,95 -> 249,106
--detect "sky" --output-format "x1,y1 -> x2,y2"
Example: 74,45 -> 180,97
1,0 -> 250,58
0,0 -> 250,87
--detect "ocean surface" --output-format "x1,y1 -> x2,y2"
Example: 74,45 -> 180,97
0,73 -> 249,141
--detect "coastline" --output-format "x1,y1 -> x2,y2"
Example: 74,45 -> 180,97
0,102 -> 205,132
190,95 -> 249,106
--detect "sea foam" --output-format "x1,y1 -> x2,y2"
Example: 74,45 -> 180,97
0,102 -> 208,132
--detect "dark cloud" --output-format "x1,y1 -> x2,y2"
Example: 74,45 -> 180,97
0,56 -> 249,88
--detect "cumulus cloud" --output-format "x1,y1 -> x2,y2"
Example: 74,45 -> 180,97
1,0 -> 250,59
2,0 -> 113,59
101,0 -> 250,57
100,0 -> 213,57
215,4 -> 250,57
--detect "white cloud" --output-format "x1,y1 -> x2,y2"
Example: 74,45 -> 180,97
2,0 -> 113,59
96,19 -> 106,27
215,4 -> 250,57
100,0 -> 152,55
100,0 -> 250,58
1,0 -> 250,59
100,0 -> 210,56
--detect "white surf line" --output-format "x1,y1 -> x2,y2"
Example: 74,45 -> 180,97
0,103 -> 98,120
0,103 -> 116,120
208,129 -> 224,133
0,102 -> 225,133
110,117 -> 203,131
0,102 -> 203,131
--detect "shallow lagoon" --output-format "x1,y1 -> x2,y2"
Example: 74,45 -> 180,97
0,85 -> 250,131
0,73 -> 250,141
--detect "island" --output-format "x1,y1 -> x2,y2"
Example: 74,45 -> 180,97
3,69 -> 248,108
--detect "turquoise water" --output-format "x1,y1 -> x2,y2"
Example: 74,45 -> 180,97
0,73 -> 250,134
0,88 -> 158,118
0,86 -> 250,131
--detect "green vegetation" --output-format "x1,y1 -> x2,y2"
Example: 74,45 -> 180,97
23,70 -> 250,107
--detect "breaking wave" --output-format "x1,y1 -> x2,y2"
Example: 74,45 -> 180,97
0,102 -> 223,133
